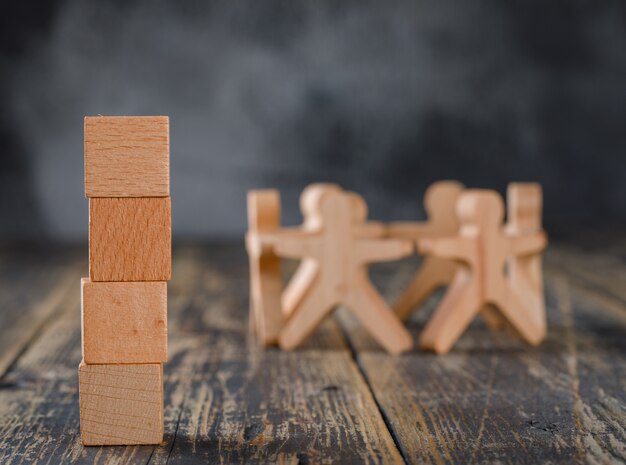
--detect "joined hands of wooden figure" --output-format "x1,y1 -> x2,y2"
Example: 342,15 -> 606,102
250,186 -> 414,354
418,189 -> 548,354
281,183 -> 386,319
387,181 -> 464,321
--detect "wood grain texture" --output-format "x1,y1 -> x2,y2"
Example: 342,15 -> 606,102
0,246 -> 82,378
347,273 -> 626,464
89,197 -> 172,282
81,278 -> 168,364
84,116 -> 170,198
79,361 -> 164,446
0,241 -> 623,464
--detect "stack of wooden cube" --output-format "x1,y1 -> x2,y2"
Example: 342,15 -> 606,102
79,116 -> 171,446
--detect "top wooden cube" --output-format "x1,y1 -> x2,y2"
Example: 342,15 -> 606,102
84,116 -> 170,197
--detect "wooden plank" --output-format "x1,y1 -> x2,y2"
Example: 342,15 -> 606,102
171,245 -> 348,351
341,259 -> 626,464
79,362 -> 164,445
546,246 -> 626,305
0,246 -> 83,378
84,116 -> 170,198
0,245 -> 403,464
151,347 -> 405,464
89,197 -> 172,282
81,279 -> 168,364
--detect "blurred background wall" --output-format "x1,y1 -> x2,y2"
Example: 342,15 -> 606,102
1,0 -> 625,241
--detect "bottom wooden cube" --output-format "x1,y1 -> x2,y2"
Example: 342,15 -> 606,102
79,361 -> 163,446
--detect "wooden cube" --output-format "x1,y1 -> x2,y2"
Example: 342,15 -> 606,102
89,197 -> 171,282
79,361 -> 163,446
84,116 -> 170,198
81,278 -> 167,364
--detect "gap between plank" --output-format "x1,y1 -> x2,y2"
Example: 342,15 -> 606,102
335,311 -> 410,465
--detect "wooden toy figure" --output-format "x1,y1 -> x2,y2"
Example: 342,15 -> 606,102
281,184 -> 386,320
387,181 -> 464,320
418,189 -> 547,354
246,184 -> 387,347
246,189 -> 284,346
250,187 -> 414,354
506,182 -> 546,335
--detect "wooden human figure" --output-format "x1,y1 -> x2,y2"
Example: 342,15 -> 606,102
418,189 -> 547,354
253,188 -> 414,354
246,190 -> 284,346
506,183 -> 546,335
387,181 -> 464,320
281,184 -> 386,320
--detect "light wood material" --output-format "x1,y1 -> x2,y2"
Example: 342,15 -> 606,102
89,197 -> 172,282
281,184 -> 386,319
387,180 -> 464,320
507,183 -> 546,333
79,361 -> 163,446
81,278 -> 167,364
418,189 -> 548,354
246,189 -> 284,346
253,188 -> 414,354
84,116 -> 170,198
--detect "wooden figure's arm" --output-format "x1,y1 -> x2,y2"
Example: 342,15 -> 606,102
417,237 -> 476,264
355,221 -> 386,238
386,222 -> 430,239
271,234 -> 323,260
245,232 -> 273,257
355,239 -> 414,263
509,231 -> 547,256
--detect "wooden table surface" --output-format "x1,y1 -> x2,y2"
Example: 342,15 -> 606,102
0,238 -> 624,464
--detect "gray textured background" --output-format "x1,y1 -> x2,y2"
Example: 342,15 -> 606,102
1,0 -> 625,240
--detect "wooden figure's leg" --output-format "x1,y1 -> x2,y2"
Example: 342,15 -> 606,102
348,276 -> 413,354
394,258 -> 455,321
248,251 -> 283,345
278,287 -> 335,351
495,285 -> 546,346
281,259 -> 319,317
420,270 -> 481,355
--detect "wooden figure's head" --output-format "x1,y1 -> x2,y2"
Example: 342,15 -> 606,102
300,183 -> 341,228
313,189 -> 358,233
507,183 -> 542,231
347,192 -> 368,224
424,180 -> 464,230
457,190 -> 504,230
247,189 -> 281,233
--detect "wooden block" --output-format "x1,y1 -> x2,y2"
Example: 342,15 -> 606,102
89,197 -> 171,282
79,361 -> 163,445
81,278 -> 167,364
84,116 -> 169,197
